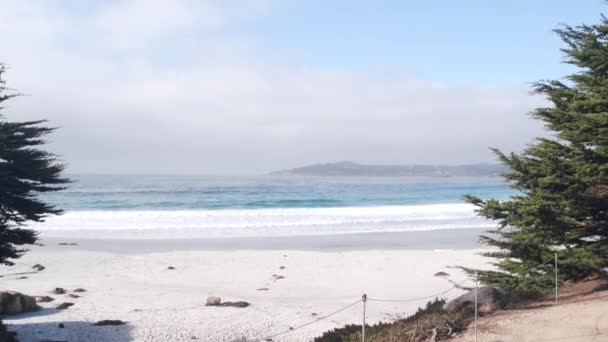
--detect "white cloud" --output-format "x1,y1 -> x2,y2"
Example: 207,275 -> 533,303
0,0 -> 546,174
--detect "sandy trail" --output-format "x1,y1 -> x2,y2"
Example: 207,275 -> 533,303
451,278 -> 608,342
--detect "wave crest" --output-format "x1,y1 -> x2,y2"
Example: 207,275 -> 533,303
31,203 -> 495,239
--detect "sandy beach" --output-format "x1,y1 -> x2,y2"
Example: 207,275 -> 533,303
1,239 -> 488,342
3,1 -> 607,341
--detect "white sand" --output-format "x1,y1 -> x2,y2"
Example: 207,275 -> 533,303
1,247 -> 488,341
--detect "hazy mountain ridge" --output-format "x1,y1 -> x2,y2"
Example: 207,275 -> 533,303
271,161 -> 507,177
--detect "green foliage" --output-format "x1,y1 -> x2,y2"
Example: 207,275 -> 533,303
314,298 -> 471,342
0,320 -> 17,342
464,15 -> 608,295
0,64 -> 69,265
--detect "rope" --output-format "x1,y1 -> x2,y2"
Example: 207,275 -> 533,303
257,299 -> 362,341
367,278 -> 472,303
0,262 -> 44,278
0,270 -> 40,278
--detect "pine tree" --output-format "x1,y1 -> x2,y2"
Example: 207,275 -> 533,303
0,64 -> 69,265
465,15 -> 608,297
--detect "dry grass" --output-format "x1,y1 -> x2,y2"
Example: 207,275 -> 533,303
313,299 -> 472,342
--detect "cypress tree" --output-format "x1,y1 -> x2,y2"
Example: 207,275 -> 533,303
465,15 -> 608,297
0,64 -> 69,265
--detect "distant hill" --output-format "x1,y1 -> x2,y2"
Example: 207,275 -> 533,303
271,161 -> 507,177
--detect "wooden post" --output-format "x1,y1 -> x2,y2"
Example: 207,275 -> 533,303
555,253 -> 558,305
474,271 -> 478,342
362,294 -> 367,342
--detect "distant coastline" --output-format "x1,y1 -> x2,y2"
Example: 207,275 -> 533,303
271,161 -> 507,177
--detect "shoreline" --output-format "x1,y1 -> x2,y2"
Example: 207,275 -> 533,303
35,228 -> 486,254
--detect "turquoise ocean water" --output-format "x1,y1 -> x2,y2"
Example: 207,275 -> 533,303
34,175 -> 513,239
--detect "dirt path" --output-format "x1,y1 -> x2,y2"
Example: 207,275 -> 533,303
451,278 -> 608,342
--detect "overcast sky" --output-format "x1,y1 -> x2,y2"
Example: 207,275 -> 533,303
0,0 -> 604,174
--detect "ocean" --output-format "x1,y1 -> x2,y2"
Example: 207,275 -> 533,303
32,175 -> 513,239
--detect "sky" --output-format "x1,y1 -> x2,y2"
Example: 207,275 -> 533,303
0,0 -> 605,174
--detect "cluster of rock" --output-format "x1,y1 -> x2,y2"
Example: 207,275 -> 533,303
0,286 -> 128,342
47,287 -> 87,311
0,286 -> 90,316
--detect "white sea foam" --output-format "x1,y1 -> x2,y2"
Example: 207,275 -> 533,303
31,203 -> 495,239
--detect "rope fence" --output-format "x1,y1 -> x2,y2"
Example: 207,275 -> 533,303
253,282 -> 478,342
251,253 -> 605,342
258,299 -> 363,342
254,279 -> 477,341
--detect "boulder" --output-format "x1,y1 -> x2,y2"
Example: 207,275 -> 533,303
445,286 -> 510,315
205,296 -> 222,306
220,301 -> 250,308
36,296 -> 55,303
52,288 -> 66,295
72,288 -> 86,293
93,320 -> 126,326
32,264 -> 45,272
56,302 -> 74,310
0,291 -> 39,315
434,271 -> 449,277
